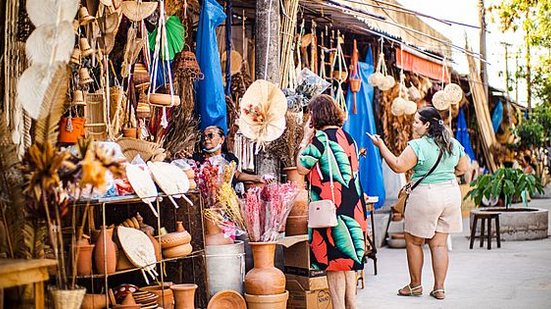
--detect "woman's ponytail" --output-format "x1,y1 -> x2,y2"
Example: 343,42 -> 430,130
417,107 -> 454,155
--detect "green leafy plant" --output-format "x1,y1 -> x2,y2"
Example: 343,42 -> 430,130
515,118 -> 545,149
466,168 -> 544,208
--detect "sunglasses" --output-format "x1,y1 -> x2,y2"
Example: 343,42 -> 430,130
203,132 -> 218,140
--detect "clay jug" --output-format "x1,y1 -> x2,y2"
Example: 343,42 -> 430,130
94,225 -> 117,274
160,221 -> 192,249
283,167 -> 305,189
204,217 -> 232,246
142,283 -> 174,309
244,242 -> 285,295
170,284 -> 197,309
285,189 -> 309,236
76,243 -> 95,276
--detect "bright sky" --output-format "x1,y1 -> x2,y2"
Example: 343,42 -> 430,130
397,0 -> 532,105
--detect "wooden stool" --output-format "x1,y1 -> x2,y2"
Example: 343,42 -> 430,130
469,212 -> 501,250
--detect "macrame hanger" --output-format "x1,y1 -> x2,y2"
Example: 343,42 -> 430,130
399,43 -> 405,98
350,39 -> 361,114
331,31 -> 348,116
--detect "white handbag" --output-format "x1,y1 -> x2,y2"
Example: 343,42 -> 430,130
308,132 -> 338,228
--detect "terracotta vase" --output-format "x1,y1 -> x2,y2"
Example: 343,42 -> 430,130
283,167 -> 305,189
76,244 -> 95,276
285,189 -> 309,236
244,242 -> 285,295
204,217 -> 233,246
142,284 -> 174,309
93,225 -> 117,274
244,291 -> 289,309
170,284 -> 197,309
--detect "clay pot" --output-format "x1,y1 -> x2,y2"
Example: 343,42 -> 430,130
159,221 -> 192,249
163,243 -> 193,258
142,284 -> 174,309
93,226 -> 117,274
244,291 -> 289,309
204,217 -> 232,246
170,284 -> 197,309
122,127 -> 137,138
244,242 -> 285,295
81,294 -> 109,309
75,243 -> 95,276
285,189 -> 308,236
283,167 -> 305,189
350,79 -> 362,92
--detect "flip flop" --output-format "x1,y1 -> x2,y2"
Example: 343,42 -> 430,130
397,284 -> 423,296
430,288 -> 446,300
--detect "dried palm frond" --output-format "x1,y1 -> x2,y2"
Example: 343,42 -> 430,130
266,112 -> 304,168
33,65 -> 69,145
25,21 -> 74,65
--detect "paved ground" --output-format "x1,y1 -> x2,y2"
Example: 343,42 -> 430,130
356,198 -> 551,308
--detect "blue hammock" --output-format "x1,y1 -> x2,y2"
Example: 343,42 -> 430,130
195,0 -> 227,132
344,48 -> 386,209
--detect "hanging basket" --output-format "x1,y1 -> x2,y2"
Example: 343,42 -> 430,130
379,75 -> 395,91
391,97 -> 406,116
350,79 -> 361,92
432,90 -> 451,111
117,137 -> 162,162
444,83 -> 463,104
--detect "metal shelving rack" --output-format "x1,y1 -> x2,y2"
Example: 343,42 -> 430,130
76,191 -> 208,308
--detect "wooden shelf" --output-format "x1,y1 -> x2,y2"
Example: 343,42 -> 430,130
76,250 -> 205,279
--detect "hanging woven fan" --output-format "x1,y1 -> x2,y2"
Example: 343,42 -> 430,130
238,80 -> 287,143
432,90 -> 451,111
26,0 -> 79,27
121,0 -> 158,22
148,15 -> 184,60
444,83 -> 463,104
26,21 -> 74,65
221,50 -> 243,76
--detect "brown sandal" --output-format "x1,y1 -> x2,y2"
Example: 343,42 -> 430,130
430,288 -> 445,300
397,284 -> 423,296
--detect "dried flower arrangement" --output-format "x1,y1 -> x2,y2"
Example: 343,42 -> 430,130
266,111 -> 304,168
240,183 -> 299,242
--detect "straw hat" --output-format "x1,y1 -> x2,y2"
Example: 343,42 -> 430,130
78,7 -> 95,26
72,90 -> 86,105
78,68 -> 93,85
79,38 -> 94,57
121,1 -> 158,22
444,83 -> 463,104
391,97 -> 406,116
432,90 -> 451,110
221,50 -> 243,76
238,80 -> 287,142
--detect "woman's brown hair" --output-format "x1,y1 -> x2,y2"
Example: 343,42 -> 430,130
308,94 -> 345,129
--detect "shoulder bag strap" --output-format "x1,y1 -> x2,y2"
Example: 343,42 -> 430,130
410,148 -> 444,191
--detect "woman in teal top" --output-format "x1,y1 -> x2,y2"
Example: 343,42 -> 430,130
370,107 -> 469,300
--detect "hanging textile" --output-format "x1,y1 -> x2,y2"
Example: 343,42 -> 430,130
456,107 -> 477,161
195,0 -> 227,132
344,47 -> 386,209
491,99 -> 503,133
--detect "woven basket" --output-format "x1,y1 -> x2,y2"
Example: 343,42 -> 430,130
50,287 -> 86,309
117,137 -> 161,162
84,92 -> 107,139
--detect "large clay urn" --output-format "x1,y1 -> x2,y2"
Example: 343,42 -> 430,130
283,167 -> 305,189
170,283 -> 197,309
244,242 -> 285,295
285,188 -> 309,236
204,217 -> 233,246
93,225 -> 117,274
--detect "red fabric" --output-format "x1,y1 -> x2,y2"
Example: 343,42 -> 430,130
395,47 -> 450,82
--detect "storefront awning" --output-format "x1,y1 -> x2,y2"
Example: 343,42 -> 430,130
395,47 -> 450,81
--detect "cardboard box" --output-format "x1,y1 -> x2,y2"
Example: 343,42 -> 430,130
283,239 -> 310,269
286,274 -> 328,292
287,289 -> 332,309
285,266 -> 326,278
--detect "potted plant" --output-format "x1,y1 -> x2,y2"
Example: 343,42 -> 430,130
466,167 -> 544,208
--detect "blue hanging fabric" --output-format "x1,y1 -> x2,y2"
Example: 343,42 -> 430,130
492,99 -> 503,133
456,107 -> 477,161
344,47 -> 386,209
195,0 -> 228,132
